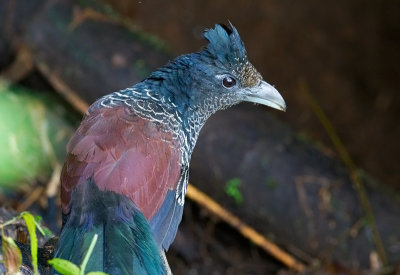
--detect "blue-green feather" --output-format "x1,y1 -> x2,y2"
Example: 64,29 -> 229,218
54,178 -> 165,275
203,23 -> 247,66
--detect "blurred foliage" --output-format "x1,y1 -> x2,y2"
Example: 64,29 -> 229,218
1,233 -> 22,274
225,178 -> 243,205
0,211 -> 52,274
0,81 -> 74,189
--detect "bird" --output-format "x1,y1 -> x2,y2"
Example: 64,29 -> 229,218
54,23 -> 286,274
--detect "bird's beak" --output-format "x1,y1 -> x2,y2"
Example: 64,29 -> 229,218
244,80 -> 286,111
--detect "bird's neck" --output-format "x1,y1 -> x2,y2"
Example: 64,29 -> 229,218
132,58 -> 222,160
99,54 -> 223,162
133,82 -> 216,162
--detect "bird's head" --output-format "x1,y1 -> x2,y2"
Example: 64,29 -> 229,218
145,23 -> 286,115
185,23 -> 285,113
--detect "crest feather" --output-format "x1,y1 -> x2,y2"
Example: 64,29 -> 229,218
203,23 -> 247,64
202,23 -> 261,87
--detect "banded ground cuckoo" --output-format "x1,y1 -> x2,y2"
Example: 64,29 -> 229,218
54,23 -> 286,274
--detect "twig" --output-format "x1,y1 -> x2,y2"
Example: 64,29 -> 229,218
68,7 -> 117,30
16,186 -> 45,212
299,79 -> 388,266
46,164 -> 62,198
0,45 -> 34,82
36,62 -> 89,114
186,184 -> 307,272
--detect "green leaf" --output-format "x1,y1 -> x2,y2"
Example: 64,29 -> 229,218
21,212 -> 38,275
1,235 -> 22,274
42,227 -> 53,236
34,215 -> 42,223
48,258 -> 81,275
86,272 -> 109,275
34,219 -> 53,237
80,234 -> 98,275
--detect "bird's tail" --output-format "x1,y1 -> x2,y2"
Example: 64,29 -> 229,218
54,178 -> 166,275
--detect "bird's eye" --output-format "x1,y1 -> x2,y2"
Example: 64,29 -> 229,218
222,76 -> 237,88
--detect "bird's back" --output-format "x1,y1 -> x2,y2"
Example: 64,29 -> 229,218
56,101 -> 185,273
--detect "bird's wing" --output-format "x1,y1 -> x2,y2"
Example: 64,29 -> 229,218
60,106 -> 182,243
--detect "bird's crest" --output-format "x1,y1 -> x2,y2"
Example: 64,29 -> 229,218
203,23 -> 261,87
